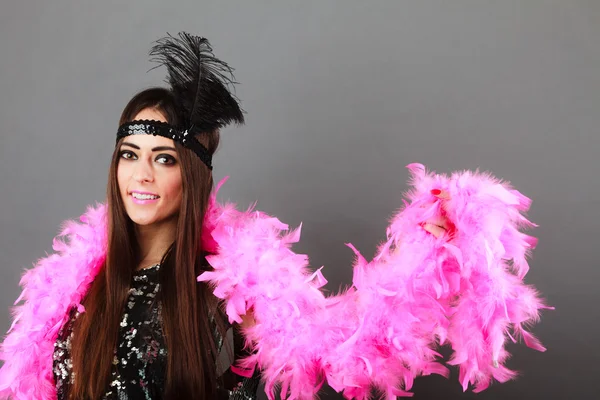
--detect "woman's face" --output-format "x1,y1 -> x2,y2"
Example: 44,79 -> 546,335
117,108 -> 183,227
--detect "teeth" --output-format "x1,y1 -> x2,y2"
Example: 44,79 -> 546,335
132,193 -> 159,200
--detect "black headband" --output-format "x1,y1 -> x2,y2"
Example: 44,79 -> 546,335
116,120 -> 213,170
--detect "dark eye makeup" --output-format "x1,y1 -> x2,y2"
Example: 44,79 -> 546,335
119,150 -> 136,160
156,154 -> 177,165
118,150 -> 177,165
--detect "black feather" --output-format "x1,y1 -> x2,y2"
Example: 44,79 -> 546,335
149,32 -> 244,133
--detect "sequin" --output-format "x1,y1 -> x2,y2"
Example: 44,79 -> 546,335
53,264 -> 260,399
116,120 -> 213,169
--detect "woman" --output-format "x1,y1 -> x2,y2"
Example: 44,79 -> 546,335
2,33 -> 261,400
1,32 -> 546,400
52,87 -> 260,399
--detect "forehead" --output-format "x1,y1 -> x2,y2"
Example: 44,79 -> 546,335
121,133 -> 176,149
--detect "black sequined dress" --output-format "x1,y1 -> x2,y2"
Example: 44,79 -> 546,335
52,264 -> 260,399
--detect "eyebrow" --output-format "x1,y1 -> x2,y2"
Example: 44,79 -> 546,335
121,142 -> 177,152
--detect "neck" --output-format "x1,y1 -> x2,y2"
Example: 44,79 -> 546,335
134,216 -> 178,270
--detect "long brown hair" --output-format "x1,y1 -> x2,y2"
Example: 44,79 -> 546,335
69,87 -> 228,399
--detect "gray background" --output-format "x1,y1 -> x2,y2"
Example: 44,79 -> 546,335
1,1 -> 598,399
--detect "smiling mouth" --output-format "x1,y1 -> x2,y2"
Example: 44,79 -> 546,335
131,192 -> 160,200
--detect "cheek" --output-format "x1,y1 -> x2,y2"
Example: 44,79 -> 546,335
162,172 -> 183,203
116,165 -> 129,194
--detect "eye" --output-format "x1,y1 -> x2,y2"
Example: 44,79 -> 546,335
119,150 -> 137,160
156,154 -> 176,165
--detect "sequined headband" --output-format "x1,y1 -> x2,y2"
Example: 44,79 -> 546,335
116,120 -> 213,169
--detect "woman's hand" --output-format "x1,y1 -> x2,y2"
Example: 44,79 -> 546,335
423,217 -> 450,238
240,308 -> 256,330
422,189 -> 453,238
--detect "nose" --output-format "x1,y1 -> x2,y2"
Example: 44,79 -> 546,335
132,159 -> 154,183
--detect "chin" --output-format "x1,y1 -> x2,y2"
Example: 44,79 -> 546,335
123,206 -> 156,225
128,215 -> 159,226
126,209 -> 178,227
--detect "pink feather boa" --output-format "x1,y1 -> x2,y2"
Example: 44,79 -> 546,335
0,205 -> 108,399
0,164 -> 551,400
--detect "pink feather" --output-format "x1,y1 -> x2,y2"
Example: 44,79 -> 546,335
0,166 -> 550,400
0,204 -> 108,400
